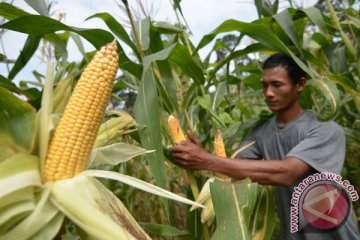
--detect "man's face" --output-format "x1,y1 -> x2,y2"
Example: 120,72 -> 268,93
262,66 -> 303,113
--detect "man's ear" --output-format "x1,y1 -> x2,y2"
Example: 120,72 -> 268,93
296,77 -> 306,92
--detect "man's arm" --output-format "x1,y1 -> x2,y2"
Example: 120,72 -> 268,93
172,140 -> 310,187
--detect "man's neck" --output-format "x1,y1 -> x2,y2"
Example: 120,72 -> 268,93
276,105 -> 303,126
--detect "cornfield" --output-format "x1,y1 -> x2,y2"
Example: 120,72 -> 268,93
0,0 -> 359,239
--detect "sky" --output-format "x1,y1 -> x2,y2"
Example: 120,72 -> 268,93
1,0 -> 317,82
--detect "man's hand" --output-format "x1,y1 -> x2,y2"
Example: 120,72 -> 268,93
186,131 -> 202,147
171,131 -> 213,170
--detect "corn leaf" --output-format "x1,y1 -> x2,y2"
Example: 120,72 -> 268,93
210,179 -> 258,240
0,200 -> 35,235
0,186 -> 34,211
254,0 -> 279,17
251,187 -> 276,240
0,188 -> 61,240
190,177 -> 215,211
0,187 -> 35,233
143,43 -> 205,86
115,43 -> 143,79
154,21 -> 183,34
0,145 -> 17,161
70,32 -> 87,60
149,25 -> 178,113
94,112 -> 136,148
0,3 -> 29,20
136,17 -> 151,51
36,62 -> 54,172
196,19 -> 315,79
43,32 -> 69,61
139,222 -> 190,237
302,7 -> 328,34
201,196 -> 215,225
0,86 -> 36,151
172,0 -> 191,31
0,187 -> 36,233
30,212 -> 65,240
143,44 -> 177,68
170,44 -> 205,85
52,75 -> 73,114
196,19 -> 288,54
50,175 -> 151,240
82,170 -> 204,208
24,0 -> 48,16
0,15 -> 114,49
134,66 -> 169,208
327,74 -> 357,95
86,12 -> 141,61
189,177 -> 219,225
0,154 -> 41,199
90,142 -> 155,166
273,9 -> 302,52
212,82 -> 227,110
197,94 -> 226,128
7,35 -> 41,80
210,43 -> 271,79
308,77 -> 340,120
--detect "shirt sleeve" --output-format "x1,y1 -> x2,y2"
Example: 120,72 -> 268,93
236,128 -> 263,160
285,121 -> 345,174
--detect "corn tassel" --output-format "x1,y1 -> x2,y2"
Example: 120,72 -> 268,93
167,115 -> 186,143
43,41 -> 118,182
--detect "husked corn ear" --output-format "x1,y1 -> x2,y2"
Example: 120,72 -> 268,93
167,115 -> 186,143
214,129 -> 228,179
214,129 -> 226,157
44,41 -> 118,182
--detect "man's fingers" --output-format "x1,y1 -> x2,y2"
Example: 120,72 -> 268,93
186,131 -> 202,146
172,142 -> 188,152
186,131 -> 196,142
170,155 -> 185,167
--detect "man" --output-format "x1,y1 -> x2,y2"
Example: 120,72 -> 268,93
172,53 -> 360,239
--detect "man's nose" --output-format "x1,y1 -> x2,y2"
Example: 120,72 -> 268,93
264,86 -> 275,98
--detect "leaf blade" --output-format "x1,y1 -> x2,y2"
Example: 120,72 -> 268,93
51,175 -> 151,240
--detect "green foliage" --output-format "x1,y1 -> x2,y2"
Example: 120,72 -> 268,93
210,179 -> 258,240
1,0 -> 359,238
0,86 -> 36,152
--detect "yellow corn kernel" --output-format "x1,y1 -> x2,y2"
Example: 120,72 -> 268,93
43,41 -> 118,182
167,115 -> 186,143
214,129 -> 228,179
214,129 -> 226,157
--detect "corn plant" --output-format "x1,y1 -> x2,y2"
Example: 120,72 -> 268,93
0,38 -> 204,239
1,0 -> 359,239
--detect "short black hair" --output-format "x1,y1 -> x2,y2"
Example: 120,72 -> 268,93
262,53 -> 307,84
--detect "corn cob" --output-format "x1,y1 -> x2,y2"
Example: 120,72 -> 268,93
214,129 -> 226,157
214,129 -> 229,179
167,115 -> 186,143
43,41 -> 118,182
167,115 -> 202,213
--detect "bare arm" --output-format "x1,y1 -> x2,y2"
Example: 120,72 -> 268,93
172,137 -> 310,186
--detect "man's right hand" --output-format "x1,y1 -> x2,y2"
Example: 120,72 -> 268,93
186,131 -> 202,147
171,131 -> 212,171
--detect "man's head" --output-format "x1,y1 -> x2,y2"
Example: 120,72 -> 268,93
262,53 -> 307,85
261,53 -> 307,113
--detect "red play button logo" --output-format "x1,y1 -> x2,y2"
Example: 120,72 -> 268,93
301,183 -> 350,230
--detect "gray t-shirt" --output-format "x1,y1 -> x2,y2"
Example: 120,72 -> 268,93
236,110 -> 360,239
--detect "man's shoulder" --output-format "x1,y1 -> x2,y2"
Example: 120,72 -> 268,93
248,115 -> 275,135
303,111 -> 344,135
